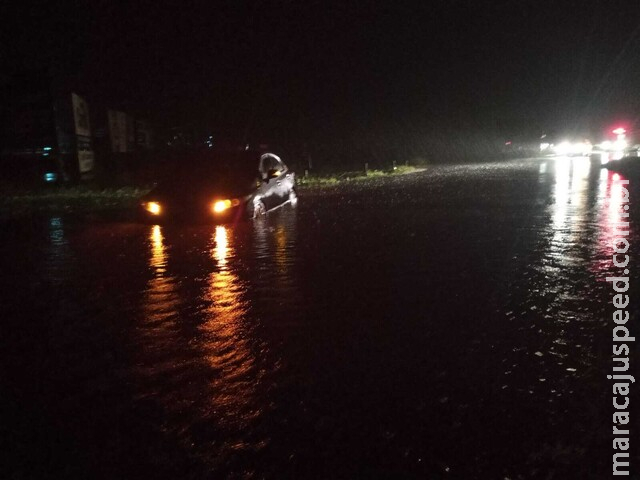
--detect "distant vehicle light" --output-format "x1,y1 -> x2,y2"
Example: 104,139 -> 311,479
43,147 -> 52,151
44,172 -> 57,182
615,139 -> 628,150
212,199 -> 240,214
552,140 -> 592,156
598,138 -> 628,161
145,202 -> 162,215
552,141 -> 573,155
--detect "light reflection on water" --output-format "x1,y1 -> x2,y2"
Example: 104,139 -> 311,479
135,212 -> 299,459
548,157 -> 591,262
150,225 -> 167,273
252,212 -> 299,305
200,225 -> 264,429
142,225 -> 179,320
597,169 -> 630,263
503,158 -> 634,403
44,216 -> 73,285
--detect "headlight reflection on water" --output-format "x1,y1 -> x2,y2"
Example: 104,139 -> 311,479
150,225 -> 167,273
544,157 -> 593,270
213,225 -> 229,266
598,170 -> 631,261
203,225 -> 263,427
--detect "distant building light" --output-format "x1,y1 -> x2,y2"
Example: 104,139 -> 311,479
42,153 -> 50,156
613,127 -> 626,136
44,172 -> 57,182
43,146 -> 53,151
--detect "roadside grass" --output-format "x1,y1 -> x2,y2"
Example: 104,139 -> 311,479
1,186 -> 152,215
297,164 -> 423,187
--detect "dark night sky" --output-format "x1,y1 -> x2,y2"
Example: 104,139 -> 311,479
2,0 -> 640,144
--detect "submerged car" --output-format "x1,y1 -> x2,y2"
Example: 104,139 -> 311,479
140,150 -> 297,222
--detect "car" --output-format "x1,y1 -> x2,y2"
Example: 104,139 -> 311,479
139,149 -> 297,222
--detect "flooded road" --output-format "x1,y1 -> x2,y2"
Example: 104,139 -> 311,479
1,158 -> 638,479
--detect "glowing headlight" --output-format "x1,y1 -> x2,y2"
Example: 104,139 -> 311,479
552,141 -> 591,156
552,141 -> 570,155
145,202 -> 162,215
212,199 -> 240,214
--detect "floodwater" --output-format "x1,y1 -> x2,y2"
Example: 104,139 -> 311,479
1,158 -> 638,479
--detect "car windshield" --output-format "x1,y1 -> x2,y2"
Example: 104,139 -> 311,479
153,150 -> 260,193
176,149 -> 258,175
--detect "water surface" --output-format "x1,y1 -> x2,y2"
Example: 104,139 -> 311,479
1,157 -> 638,479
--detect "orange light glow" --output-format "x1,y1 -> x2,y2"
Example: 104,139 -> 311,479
146,202 -> 161,215
212,199 -> 240,214
213,200 -> 231,213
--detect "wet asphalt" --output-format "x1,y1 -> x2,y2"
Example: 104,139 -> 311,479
1,157 -> 638,479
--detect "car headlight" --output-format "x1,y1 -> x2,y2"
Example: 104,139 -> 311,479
212,199 -> 240,214
144,201 -> 162,215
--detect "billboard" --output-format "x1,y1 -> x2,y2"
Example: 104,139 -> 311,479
108,110 -> 135,152
126,114 -> 135,150
78,150 -> 95,173
76,135 -> 94,173
108,110 -> 125,152
72,93 -> 91,137
135,120 -> 153,149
